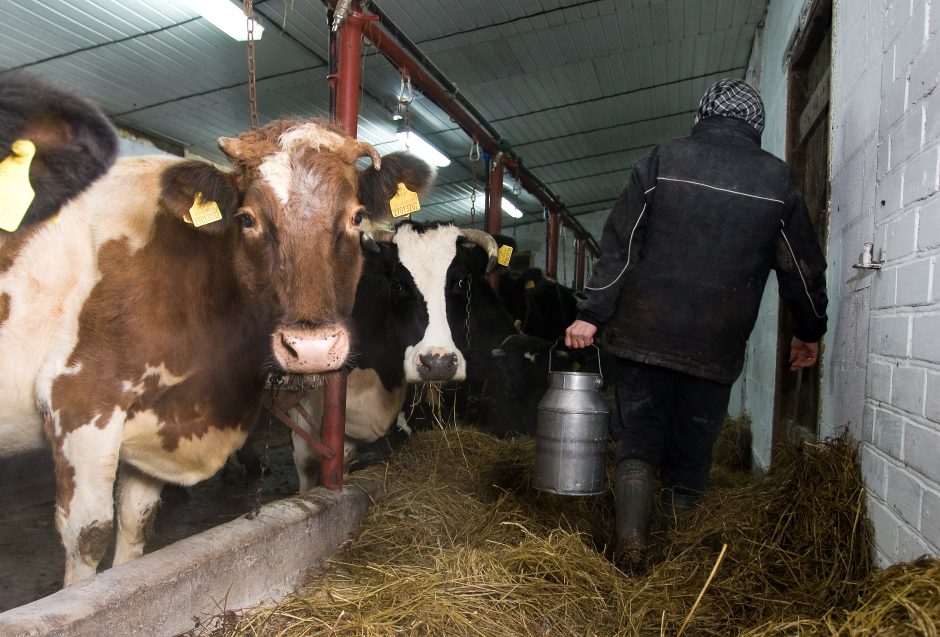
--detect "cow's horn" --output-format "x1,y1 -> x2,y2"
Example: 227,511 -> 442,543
458,228 -> 499,273
218,136 -> 244,159
341,139 -> 381,170
359,218 -> 395,252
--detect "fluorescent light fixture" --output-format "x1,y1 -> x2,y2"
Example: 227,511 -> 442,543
501,197 -> 524,218
396,129 -> 451,167
184,0 -> 264,41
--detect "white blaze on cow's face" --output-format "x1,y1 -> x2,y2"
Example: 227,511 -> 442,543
394,224 -> 467,382
222,120 -> 379,376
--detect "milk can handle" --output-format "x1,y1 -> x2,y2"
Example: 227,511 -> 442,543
549,338 -> 603,380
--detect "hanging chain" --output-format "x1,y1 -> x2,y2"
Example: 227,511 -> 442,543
244,0 -> 259,130
398,72 -> 414,108
468,139 -> 481,229
247,371 -> 283,518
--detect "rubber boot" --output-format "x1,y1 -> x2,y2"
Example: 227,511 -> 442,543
664,487 -> 701,530
613,459 -> 654,574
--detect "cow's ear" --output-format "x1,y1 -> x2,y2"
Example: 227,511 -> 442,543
358,151 -> 435,223
159,161 -> 240,234
1,73 -> 119,228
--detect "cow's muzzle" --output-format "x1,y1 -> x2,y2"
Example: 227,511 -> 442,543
416,350 -> 460,381
272,324 -> 349,374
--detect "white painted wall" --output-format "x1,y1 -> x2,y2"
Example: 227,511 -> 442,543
117,130 -> 176,158
743,0 -> 940,566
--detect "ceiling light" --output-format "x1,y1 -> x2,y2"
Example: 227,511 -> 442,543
501,198 -> 524,219
396,129 -> 450,167
184,0 -> 264,41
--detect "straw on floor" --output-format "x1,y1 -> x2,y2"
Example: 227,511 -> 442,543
192,422 -> 938,637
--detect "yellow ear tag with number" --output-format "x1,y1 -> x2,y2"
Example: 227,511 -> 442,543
525,279 -> 536,290
0,140 -> 37,232
188,192 -> 223,227
497,244 -> 513,267
389,182 -> 420,218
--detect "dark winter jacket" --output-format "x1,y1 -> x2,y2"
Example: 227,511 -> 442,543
577,116 -> 828,384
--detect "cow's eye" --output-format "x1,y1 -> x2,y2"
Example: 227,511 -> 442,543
237,213 -> 255,229
452,276 -> 471,295
352,209 -> 366,226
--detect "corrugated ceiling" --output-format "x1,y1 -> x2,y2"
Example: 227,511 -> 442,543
0,0 -> 768,230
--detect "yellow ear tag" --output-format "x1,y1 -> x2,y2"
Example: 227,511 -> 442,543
497,244 -> 513,267
389,182 -> 420,218
525,279 -> 536,290
189,192 -> 223,227
0,139 -> 37,232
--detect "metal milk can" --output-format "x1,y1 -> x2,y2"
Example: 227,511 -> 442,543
533,344 -> 610,496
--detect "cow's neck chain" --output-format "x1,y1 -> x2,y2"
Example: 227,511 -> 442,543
464,274 -> 472,348
247,372 -> 282,518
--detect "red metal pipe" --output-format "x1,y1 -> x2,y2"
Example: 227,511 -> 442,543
322,6 -> 374,490
486,156 -> 504,292
335,10 -> 376,136
546,209 -> 560,279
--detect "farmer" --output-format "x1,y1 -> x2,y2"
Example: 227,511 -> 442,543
564,79 -> 828,572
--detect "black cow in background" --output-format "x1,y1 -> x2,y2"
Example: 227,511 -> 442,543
0,73 -> 118,231
287,221 -> 500,489
498,266 -> 579,341
403,235 -> 604,438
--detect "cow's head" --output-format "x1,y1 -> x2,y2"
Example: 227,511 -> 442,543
159,118 -> 383,376
0,73 -> 118,231
363,222 -> 499,383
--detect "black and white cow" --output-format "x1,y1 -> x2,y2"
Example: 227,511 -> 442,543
288,221 -> 499,489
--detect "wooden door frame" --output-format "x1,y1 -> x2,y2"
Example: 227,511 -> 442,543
771,0 -> 832,458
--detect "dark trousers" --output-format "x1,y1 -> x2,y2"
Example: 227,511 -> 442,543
611,358 -> 732,493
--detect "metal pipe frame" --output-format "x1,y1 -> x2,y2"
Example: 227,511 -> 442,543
322,1 -> 601,259
321,4 -> 376,490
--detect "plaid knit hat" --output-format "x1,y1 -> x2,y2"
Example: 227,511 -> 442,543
696,78 -> 765,134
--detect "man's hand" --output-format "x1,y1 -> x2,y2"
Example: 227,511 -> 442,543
565,320 -> 598,349
789,337 -> 819,371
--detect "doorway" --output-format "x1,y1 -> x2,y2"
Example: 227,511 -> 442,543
773,0 -> 832,454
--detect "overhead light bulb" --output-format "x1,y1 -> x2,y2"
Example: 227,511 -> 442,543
396,128 -> 451,167
184,0 -> 264,41
501,198 -> 524,218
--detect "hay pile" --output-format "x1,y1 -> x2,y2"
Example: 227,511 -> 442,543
196,425 -> 939,636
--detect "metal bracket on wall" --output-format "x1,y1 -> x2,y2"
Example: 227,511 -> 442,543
852,242 -> 884,270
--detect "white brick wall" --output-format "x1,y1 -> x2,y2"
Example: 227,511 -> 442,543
749,0 -> 940,567
859,0 -> 940,565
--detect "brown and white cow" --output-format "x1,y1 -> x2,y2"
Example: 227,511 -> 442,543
0,117 -> 411,586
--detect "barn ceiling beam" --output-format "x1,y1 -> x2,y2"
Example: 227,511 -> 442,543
324,0 -> 600,258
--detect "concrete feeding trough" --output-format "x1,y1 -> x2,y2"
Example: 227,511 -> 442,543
0,475 -> 381,637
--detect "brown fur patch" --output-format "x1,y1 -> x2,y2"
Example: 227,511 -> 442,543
46,415 -> 76,516
0,223 -> 43,275
139,503 -> 160,543
0,292 -> 9,326
77,520 -> 113,566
